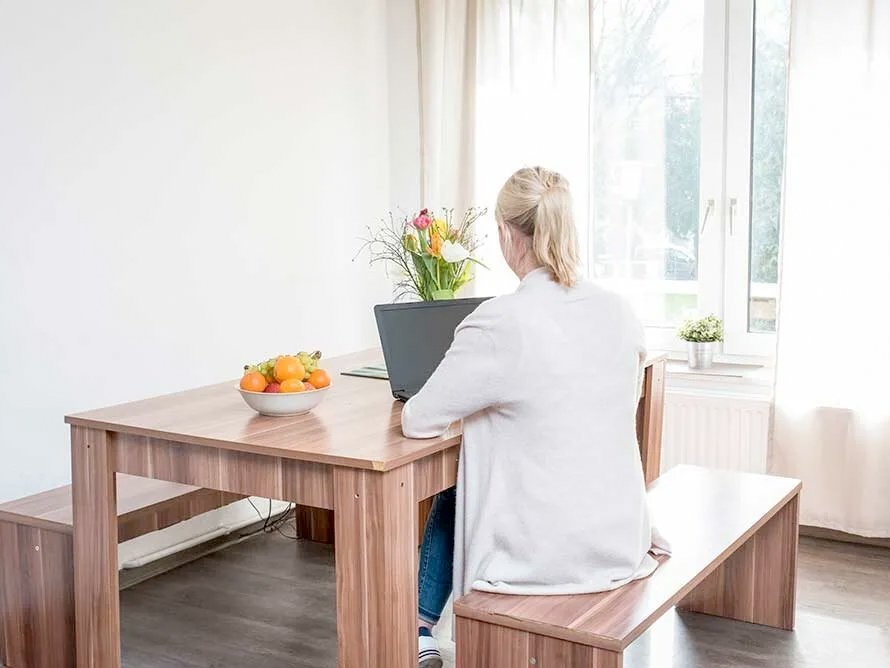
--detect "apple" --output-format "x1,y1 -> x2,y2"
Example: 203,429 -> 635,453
303,382 -> 315,391
264,382 -> 281,393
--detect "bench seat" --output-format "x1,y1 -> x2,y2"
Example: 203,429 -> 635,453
454,465 -> 801,667
0,475 -> 241,668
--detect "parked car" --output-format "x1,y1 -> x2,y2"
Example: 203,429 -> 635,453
632,243 -> 697,280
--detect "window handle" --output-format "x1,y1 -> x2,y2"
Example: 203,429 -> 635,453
700,198 -> 715,235
729,197 -> 738,236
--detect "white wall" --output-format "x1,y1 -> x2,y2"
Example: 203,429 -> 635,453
0,0 -> 421,502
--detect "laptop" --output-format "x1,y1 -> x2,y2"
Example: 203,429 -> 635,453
374,297 -> 490,401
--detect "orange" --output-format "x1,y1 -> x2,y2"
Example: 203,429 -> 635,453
240,371 -> 267,393
274,356 -> 305,383
279,378 -> 306,393
307,369 -> 331,389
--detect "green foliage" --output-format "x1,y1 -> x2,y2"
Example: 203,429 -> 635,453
664,93 -> 701,252
678,314 -> 724,342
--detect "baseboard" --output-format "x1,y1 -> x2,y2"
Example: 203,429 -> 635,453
800,525 -> 890,549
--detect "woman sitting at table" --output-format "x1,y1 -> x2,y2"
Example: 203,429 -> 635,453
402,166 -> 667,668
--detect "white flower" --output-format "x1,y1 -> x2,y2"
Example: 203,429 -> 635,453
440,240 -> 470,263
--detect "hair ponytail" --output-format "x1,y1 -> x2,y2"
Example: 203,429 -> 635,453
495,166 -> 580,287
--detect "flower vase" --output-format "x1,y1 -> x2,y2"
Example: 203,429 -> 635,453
431,289 -> 455,301
686,341 -> 716,370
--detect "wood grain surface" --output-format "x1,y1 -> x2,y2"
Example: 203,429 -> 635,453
455,466 -> 801,652
455,618 -> 624,668
333,464 -> 417,667
71,427 -> 121,667
677,493 -> 799,630
0,521 -> 75,668
0,473 -> 240,537
637,359 -> 665,485
66,350 -> 663,473
114,433 -> 335,509
66,350 -> 460,471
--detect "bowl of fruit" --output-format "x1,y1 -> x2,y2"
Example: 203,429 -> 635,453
238,351 -> 332,417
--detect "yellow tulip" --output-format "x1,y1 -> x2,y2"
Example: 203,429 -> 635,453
432,218 -> 449,239
429,229 -> 443,257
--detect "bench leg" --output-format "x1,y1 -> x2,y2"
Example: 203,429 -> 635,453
678,492 -> 799,630
456,618 -> 623,667
0,521 -> 76,668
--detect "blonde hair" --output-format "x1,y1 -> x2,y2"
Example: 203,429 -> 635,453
495,166 -> 580,287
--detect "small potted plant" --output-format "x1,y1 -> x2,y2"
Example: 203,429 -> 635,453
677,315 -> 724,369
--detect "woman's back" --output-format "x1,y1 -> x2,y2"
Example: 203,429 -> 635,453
403,268 -> 657,597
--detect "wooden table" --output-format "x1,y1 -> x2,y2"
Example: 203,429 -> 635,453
66,349 -> 666,667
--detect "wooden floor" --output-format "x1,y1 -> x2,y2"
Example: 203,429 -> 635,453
117,534 -> 890,668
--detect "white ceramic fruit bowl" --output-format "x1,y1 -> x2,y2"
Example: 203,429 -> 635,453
237,385 -> 330,417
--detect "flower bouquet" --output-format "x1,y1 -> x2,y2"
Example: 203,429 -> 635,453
360,207 -> 487,301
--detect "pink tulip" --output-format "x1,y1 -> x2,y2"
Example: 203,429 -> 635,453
412,208 -> 432,230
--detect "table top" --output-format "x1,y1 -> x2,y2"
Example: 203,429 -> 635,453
66,349 -> 665,471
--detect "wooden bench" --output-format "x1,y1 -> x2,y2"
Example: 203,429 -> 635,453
454,465 -> 801,668
0,475 -> 241,668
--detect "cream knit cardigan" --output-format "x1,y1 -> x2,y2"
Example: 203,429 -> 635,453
402,268 -> 666,598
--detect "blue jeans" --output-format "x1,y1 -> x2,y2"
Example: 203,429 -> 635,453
418,487 -> 456,625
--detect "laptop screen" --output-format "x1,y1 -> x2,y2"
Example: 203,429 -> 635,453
374,297 -> 490,398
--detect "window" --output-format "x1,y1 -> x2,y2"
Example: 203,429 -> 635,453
473,0 -> 791,357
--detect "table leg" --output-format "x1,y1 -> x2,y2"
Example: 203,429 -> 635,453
637,359 -> 666,484
334,464 -> 417,667
294,498 -> 432,549
295,506 -> 336,544
71,426 -> 121,667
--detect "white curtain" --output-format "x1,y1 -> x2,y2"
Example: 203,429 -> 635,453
417,0 -> 478,212
472,0 -> 592,295
771,0 -> 890,536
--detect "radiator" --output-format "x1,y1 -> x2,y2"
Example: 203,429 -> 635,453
660,390 -> 772,474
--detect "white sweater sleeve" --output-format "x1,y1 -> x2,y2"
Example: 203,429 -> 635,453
401,310 -> 505,439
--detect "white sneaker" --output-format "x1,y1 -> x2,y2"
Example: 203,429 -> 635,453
418,633 -> 443,668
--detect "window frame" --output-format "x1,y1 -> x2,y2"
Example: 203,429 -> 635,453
640,0 -> 780,358
723,0 -> 781,357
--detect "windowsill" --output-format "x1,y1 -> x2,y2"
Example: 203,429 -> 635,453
664,356 -> 774,400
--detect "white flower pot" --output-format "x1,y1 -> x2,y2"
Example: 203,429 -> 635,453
686,341 -> 717,370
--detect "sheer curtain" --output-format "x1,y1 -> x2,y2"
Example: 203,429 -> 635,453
417,1 -> 478,212
472,0 -> 592,295
771,0 -> 890,535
